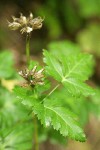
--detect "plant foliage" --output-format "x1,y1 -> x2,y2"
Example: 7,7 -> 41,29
43,49 -> 95,96
0,41 -> 99,149
13,41 -> 96,143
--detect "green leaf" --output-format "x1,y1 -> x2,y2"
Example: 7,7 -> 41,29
48,129 -> 67,145
43,50 -> 95,96
13,86 -> 86,142
0,50 -> 16,79
43,50 -> 62,81
0,122 -> 33,150
13,86 -> 37,107
35,80 -> 51,97
48,40 -> 80,57
0,85 -> 30,130
0,86 -> 17,127
62,79 -> 94,97
48,88 -> 90,126
33,100 -> 86,142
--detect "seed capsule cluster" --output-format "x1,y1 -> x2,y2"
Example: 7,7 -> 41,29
8,13 -> 44,34
19,66 -> 44,87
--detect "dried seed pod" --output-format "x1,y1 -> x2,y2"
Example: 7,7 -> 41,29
8,13 -> 44,34
8,21 -> 21,30
20,26 -> 33,34
18,66 -> 44,87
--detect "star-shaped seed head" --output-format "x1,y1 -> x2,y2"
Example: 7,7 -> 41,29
8,13 -> 44,34
18,66 -> 44,87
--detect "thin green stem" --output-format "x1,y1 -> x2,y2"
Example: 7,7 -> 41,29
26,35 -> 39,149
26,34 -> 30,66
41,83 -> 60,103
33,115 -> 39,150
47,84 -> 60,97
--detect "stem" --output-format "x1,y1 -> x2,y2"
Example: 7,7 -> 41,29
41,84 -> 60,103
47,84 -> 60,97
33,115 -> 39,150
26,35 -> 39,149
26,34 -> 30,66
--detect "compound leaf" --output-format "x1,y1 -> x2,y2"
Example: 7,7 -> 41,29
43,50 -> 95,96
33,100 -> 86,142
13,86 -> 86,142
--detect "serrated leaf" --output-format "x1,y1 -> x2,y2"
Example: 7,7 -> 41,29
13,86 -> 86,142
33,101 -> 86,142
47,88 -> 91,126
48,129 -> 67,145
43,50 -> 62,81
43,50 -> 95,96
62,78 -> 94,96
